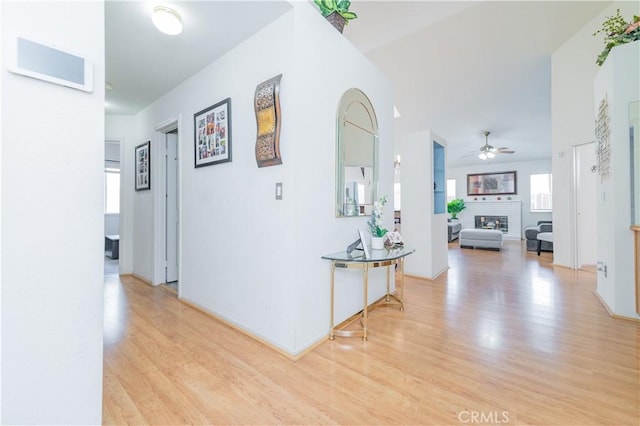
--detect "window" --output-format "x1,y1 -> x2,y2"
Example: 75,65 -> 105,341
446,179 -> 456,203
105,168 -> 120,214
530,173 -> 552,212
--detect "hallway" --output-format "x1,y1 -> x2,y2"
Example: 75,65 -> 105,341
103,241 -> 639,425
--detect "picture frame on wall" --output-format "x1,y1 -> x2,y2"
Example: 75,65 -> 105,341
194,97 -> 232,168
134,141 -> 151,191
467,170 -> 517,196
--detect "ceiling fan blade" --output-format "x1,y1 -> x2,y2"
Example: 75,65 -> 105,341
496,150 -> 515,154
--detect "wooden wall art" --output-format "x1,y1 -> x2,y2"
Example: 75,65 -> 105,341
254,74 -> 282,167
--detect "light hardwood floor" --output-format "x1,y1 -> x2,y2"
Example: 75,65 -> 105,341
103,241 -> 639,425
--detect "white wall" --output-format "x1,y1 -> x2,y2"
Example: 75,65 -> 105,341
551,1 -> 637,268
129,3 -> 393,355
0,2 -> 3,418
448,159 -> 553,236
104,213 -> 119,236
290,3 -> 394,350
399,130 -> 449,279
1,1 -> 104,424
593,40 -> 640,319
105,115 -> 136,274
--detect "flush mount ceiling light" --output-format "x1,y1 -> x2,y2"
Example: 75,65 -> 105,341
152,5 -> 183,35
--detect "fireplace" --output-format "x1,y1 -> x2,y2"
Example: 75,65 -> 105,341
475,215 -> 508,233
463,201 -> 521,240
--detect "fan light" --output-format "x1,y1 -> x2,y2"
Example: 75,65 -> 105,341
152,6 -> 183,35
478,152 -> 488,160
486,151 -> 496,159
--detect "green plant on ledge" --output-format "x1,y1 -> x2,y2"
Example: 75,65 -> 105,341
313,0 -> 357,24
593,9 -> 640,66
447,198 -> 466,220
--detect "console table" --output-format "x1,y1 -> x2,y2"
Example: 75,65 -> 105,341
321,245 -> 415,341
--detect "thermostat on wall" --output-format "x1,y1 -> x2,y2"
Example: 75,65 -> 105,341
7,36 -> 93,92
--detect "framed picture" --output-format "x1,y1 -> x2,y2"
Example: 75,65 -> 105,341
135,141 -> 150,191
194,98 -> 232,168
358,229 -> 371,259
467,171 -> 517,195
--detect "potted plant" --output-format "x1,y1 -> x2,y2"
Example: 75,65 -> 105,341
447,198 -> 466,220
367,195 -> 388,249
313,0 -> 357,33
593,9 -> 640,66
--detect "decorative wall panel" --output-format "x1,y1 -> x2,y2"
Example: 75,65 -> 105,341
254,74 -> 282,167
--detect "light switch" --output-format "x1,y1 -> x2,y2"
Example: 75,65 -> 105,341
275,182 -> 282,200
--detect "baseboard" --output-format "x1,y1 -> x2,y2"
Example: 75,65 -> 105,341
593,290 -> 640,323
405,267 -> 448,281
178,297 -> 309,361
405,273 -> 434,281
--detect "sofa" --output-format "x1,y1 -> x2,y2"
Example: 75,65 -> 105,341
524,221 -> 553,252
448,221 -> 462,242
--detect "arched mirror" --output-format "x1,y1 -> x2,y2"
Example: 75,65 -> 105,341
336,88 -> 379,217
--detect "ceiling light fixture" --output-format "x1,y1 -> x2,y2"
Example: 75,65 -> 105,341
477,130 -> 514,160
152,5 -> 183,35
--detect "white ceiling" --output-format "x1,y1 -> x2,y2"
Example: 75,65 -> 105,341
105,0 -> 611,167
105,0 -> 292,114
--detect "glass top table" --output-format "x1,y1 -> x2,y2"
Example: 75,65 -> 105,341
321,245 -> 415,264
321,245 -> 415,341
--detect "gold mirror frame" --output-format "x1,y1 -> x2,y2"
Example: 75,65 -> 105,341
336,88 -> 379,217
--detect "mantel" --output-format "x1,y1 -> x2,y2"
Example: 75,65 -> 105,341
465,200 -> 521,204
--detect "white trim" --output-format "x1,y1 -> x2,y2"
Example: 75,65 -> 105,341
152,116 -> 182,297
572,141 -> 597,271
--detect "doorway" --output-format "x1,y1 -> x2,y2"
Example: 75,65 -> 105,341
574,142 -> 597,270
104,139 -> 121,276
165,130 -> 179,291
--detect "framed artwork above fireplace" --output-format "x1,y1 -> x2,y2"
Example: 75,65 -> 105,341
467,171 -> 517,195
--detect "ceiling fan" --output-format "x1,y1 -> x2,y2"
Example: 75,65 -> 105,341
477,131 -> 514,160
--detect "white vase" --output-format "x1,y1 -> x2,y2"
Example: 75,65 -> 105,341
371,236 -> 385,250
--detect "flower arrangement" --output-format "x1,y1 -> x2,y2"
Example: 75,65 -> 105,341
593,9 -> 640,66
367,195 -> 388,237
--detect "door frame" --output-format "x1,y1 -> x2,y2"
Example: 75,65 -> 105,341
105,138 -> 123,272
152,116 -> 182,294
572,141 -> 597,270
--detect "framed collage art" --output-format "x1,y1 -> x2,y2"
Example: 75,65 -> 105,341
194,98 -> 232,168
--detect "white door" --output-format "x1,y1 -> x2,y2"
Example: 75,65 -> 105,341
165,131 -> 179,283
576,143 -> 597,268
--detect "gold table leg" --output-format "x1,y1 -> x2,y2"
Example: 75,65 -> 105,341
362,263 -> 368,341
399,257 -> 405,311
328,255 -> 410,340
329,262 -> 335,340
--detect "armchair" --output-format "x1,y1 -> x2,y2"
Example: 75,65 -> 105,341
524,221 -> 553,252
